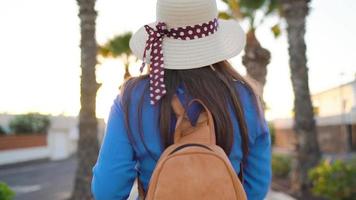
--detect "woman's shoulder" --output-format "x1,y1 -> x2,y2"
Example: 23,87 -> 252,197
114,76 -> 150,106
115,76 -> 258,107
233,79 -> 257,105
233,79 -> 269,142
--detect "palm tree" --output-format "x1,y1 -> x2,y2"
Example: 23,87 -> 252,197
99,32 -> 133,80
279,0 -> 321,197
219,0 -> 280,98
70,0 -> 100,199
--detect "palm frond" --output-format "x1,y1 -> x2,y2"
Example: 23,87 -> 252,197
99,32 -> 132,58
218,11 -> 233,20
240,0 -> 267,10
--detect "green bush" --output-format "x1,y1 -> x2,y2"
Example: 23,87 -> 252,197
0,182 -> 15,200
308,159 -> 356,200
9,113 -> 50,134
272,154 -> 292,178
0,125 -> 6,135
268,122 -> 275,145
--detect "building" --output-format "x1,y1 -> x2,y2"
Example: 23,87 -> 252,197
273,77 -> 356,153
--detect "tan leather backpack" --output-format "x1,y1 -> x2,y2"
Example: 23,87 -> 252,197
138,95 -> 247,200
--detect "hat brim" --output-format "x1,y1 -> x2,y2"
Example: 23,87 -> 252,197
129,19 -> 246,70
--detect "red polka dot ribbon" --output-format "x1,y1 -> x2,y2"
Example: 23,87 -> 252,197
140,18 -> 219,105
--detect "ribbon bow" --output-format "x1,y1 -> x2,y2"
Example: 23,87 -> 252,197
140,18 -> 219,105
140,22 -> 168,105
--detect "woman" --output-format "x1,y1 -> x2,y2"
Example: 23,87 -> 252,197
91,0 -> 271,199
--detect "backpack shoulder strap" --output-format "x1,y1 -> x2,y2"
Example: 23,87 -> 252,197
171,95 -> 216,145
171,94 -> 185,117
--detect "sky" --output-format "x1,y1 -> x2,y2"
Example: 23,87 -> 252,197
0,0 -> 355,121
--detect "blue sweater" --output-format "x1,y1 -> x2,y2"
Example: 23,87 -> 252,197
91,79 -> 272,200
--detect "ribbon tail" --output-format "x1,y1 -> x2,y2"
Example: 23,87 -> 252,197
140,47 -> 148,73
140,62 -> 145,73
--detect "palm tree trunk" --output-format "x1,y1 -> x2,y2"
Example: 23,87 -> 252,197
70,0 -> 100,199
280,0 -> 321,197
124,63 -> 131,80
123,55 -> 131,80
242,29 -> 271,98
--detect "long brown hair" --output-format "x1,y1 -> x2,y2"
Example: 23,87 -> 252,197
120,60 -> 265,162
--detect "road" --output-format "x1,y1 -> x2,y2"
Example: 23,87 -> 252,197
0,157 -> 294,200
0,157 -> 76,200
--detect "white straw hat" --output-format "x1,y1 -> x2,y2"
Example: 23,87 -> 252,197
129,0 -> 246,70
129,0 -> 246,105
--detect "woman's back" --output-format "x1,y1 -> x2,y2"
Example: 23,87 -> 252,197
92,1 -> 271,198
91,73 -> 272,200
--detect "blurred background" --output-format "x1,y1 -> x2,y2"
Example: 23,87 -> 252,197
0,0 -> 355,200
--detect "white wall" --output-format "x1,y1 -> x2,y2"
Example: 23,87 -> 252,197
0,114 -> 105,166
312,80 -> 356,117
0,146 -> 50,165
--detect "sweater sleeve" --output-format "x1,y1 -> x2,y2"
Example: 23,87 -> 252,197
91,95 -> 137,200
236,82 -> 272,200
243,120 -> 272,200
